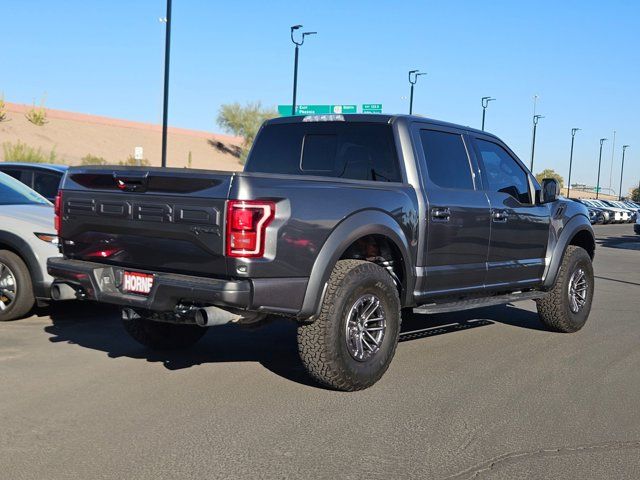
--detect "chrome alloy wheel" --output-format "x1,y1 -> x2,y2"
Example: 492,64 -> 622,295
0,262 -> 17,312
568,267 -> 588,313
345,294 -> 386,362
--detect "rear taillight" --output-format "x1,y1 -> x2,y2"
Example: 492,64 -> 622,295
54,192 -> 62,234
226,200 -> 275,258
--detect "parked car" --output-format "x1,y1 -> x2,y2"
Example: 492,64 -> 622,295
600,200 -> 634,223
577,199 -> 625,223
573,199 -> 613,223
48,114 -> 596,391
0,163 -> 68,203
635,208 -> 640,235
621,201 -> 639,222
0,172 -> 61,320
587,208 -> 605,224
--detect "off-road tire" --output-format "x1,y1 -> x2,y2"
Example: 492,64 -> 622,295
0,250 -> 35,321
297,260 -> 401,391
122,317 -> 207,350
536,245 -> 594,333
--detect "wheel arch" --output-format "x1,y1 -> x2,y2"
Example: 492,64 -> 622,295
0,231 -> 45,296
298,210 -> 414,318
543,215 -> 595,289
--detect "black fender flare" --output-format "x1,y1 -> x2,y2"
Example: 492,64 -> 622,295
298,210 -> 413,318
542,214 -> 594,289
0,231 -> 47,297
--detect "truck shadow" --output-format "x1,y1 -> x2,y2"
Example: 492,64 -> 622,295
43,301 -> 545,388
596,233 -> 640,251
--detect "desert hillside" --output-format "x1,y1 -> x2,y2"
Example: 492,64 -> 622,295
0,102 -> 243,171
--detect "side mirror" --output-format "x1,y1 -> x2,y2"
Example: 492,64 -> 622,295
541,178 -> 560,203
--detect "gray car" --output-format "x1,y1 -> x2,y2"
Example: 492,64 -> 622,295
0,172 -> 60,320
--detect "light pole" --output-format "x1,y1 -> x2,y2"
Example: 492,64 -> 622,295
160,0 -> 172,168
566,128 -> 581,199
596,138 -> 608,199
529,114 -> 544,171
481,97 -> 495,131
618,145 -> 630,200
408,70 -> 426,115
290,25 -> 316,116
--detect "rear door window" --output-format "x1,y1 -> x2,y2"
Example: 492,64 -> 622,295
419,130 -> 475,190
246,122 -> 401,182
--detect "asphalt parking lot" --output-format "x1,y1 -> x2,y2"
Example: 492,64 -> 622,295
1,224 -> 639,479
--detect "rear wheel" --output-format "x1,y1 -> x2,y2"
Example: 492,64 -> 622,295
297,260 -> 401,391
536,245 -> 594,333
0,250 -> 35,321
122,316 -> 207,350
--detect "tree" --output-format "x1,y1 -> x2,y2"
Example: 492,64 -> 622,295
631,186 -> 640,202
80,154 -> 107,165
216,102 -> 277,163
535,168 -> 564,188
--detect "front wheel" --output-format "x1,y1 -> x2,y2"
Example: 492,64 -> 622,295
297,260 -> 401,391
122,316 -> 207,350
536,245 -> 594,333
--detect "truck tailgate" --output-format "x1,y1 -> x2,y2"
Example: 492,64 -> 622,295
59,167 -> 233,277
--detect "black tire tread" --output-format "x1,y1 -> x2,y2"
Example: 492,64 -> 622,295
297,259 -> 401,391
536,245 -> 593,333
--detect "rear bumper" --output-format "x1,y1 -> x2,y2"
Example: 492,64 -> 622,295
47,258 -> 308,315
47,257 -> 251,312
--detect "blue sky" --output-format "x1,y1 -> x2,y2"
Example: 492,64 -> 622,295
2,0 -> 639,195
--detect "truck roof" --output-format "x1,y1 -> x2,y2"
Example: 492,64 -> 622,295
266,114 -> 499,139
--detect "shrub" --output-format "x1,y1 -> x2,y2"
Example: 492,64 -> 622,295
25,99 -> 48,126
80,154 -> 107,165
0,95 -> 7,122
119,155 -> 150,166
2,141 -> 57,163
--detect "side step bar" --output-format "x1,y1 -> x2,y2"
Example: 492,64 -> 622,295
413,290 -> 546,315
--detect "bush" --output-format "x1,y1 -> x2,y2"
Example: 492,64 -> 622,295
2,141 -> 57,163
631,187 -> 640,203
25,99 -> 48,126
80,154 -> 107,165
119,155 -> 150,166
0,95 -> 7,123
216,102 -> 277,164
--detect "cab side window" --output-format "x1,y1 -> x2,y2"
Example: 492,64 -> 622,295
475,139 -> 531,203
419,130 -> 474,190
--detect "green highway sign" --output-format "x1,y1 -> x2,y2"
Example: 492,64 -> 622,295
362,103 -> 383,113
278,104 -> 357,116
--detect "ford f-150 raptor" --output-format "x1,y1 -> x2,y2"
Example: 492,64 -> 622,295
48,114 -> 596,391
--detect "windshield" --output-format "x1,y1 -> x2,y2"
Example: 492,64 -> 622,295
0,172 -> 51,206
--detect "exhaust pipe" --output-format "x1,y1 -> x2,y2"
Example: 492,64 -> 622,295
194,306 -> 243,327
50,283 -> 78,301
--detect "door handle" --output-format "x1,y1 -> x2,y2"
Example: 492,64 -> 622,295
431,207 -> 451,222
492,209 -> 508,223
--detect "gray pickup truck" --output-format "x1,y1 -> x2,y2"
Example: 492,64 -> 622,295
48,114 -> 595,390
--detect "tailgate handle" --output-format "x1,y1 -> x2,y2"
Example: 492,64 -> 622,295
113,172 -> 149,192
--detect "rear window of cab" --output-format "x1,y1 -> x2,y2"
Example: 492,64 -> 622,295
245,122 -> 401,183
